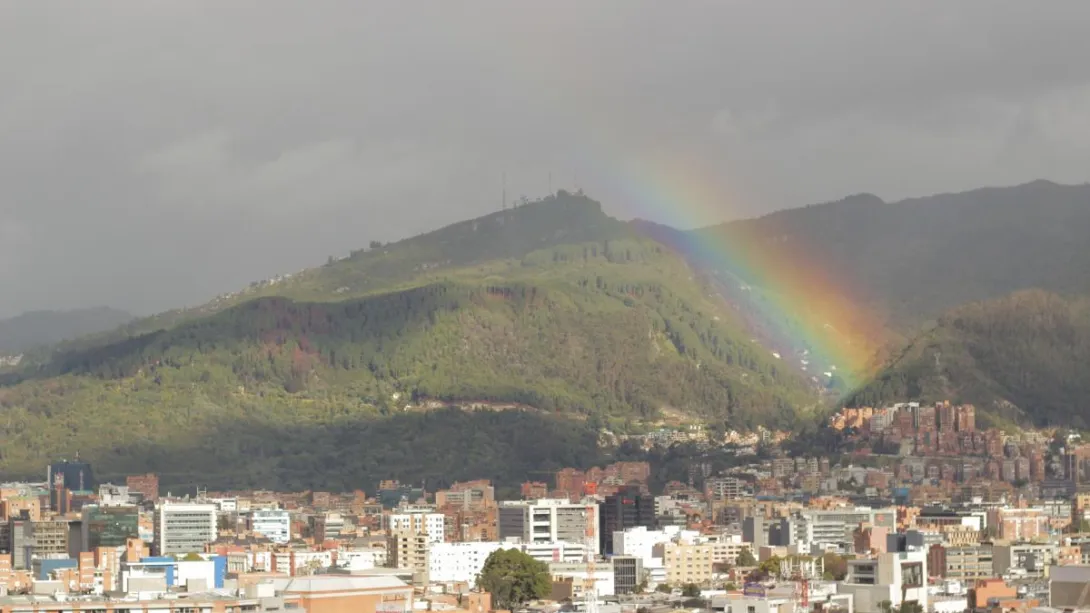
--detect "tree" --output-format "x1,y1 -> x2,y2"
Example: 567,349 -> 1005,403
369,240 -> 383,249
655,583 -> 673,594
736,548 -> 757,566
181,552 -> 204,561
822,552 -> 848,580
896,602 -> 924,613
681,583 -> 701,598
756,555 -> 782,579
477,549 -> 551,609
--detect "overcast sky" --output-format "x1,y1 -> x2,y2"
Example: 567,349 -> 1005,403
2,1 -> 1090,317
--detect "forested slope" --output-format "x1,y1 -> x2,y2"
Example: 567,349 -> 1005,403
0,194 -> 814,488
843,290 -> 1090,427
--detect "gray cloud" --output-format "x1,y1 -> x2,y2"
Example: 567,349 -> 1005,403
1,1 -> 1089,316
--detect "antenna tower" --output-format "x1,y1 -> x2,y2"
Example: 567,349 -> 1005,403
793,570 -> 809,613
584,504 -> 599,613
502,172 -> 507,211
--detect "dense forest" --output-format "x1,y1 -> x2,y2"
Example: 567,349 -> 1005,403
843,290 -> 1090,428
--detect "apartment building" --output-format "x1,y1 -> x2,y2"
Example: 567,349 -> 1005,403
386,509 -> 445,544
435,480 -> 495,510
927,544 -> 993,581
988,507 -> 1048,541
388,529 -> 430,583
654,540 -> 715,586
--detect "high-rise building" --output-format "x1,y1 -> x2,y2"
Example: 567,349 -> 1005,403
498,499 -> 599,554
612,556 -> 643,595
154,503 -> 217,556
598,487 -> 655,554
82,505 -> 139,550
387,529 -> 430,583
29,519 -> 70,559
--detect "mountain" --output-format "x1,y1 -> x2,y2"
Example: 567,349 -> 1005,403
644,180 -> 1090,385
0,307 -> 133,355
0,192 -> 814,489
843,290 -> 1090,428
701,180 -> 1090,332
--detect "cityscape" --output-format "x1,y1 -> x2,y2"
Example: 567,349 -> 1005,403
6,3 -> 1090,613
3,399 -> 1090,612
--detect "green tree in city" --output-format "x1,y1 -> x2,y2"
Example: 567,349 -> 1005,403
681,583 -> 701,598
822,552 -> 849,580
736,548 -> 758,566
757,555 -> 782,578
476,549 -> 551,609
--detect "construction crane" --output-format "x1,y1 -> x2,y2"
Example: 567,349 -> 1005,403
584,504 -> 599,613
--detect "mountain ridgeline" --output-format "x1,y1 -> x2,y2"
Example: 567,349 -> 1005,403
706,180 -> 1090,332
0,192 -> 812,488
0,307 -> 133,355
4,182 -> 1090,488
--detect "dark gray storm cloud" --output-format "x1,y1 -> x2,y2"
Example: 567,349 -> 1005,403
2,1 -> 1089,316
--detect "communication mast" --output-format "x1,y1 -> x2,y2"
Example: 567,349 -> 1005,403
792,570 -> 809,613
584,504 -> 599,613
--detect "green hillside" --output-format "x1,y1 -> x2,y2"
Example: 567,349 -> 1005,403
0,192 -> 814,488
843,290 -> 1090,428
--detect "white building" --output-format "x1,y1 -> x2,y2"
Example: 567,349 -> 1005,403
338,549 -> 386,571
613,526 -> 699,568
251,509 -> 291,544
154,503 -> 217,556
97,484 -> 136,507
515,540 -> 588,564
837,549 -> 928,613
207,497 -> 238,513
428,542 -> 504,583
387,510 -> 445,544
498,499 -> 599,555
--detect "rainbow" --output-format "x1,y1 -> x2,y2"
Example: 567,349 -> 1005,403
583,152 -> 883,390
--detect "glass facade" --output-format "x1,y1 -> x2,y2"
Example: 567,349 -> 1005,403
84,506 -> 139,549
